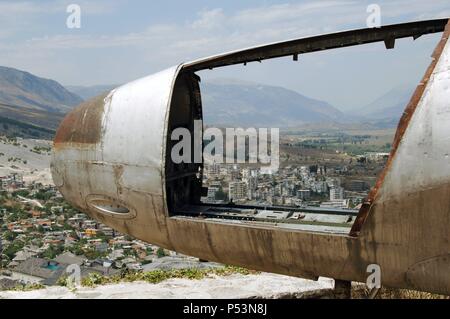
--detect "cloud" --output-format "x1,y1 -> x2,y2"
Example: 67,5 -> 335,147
0,0 -> 448,87
12,3 -> 359,58
191,8 -> 226,30
4,1 -> 448,52
232,1 -> 356,26
0,0 -> 120,37
0,0 -> 120,16
0,1 -> 46,16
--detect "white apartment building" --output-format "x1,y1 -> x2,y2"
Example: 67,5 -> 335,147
330,186 -> 345,201
229,181 -> 247,201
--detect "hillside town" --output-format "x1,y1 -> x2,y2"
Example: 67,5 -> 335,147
0,167 -> 227,290
201,152 -> 388,210
0,133 -> 389,291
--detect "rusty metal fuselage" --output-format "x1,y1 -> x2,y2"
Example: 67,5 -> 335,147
51,19 -> 450,295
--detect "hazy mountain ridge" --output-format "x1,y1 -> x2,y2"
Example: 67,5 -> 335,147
201,79 -> 347,127
65,78 -> 414,129
0,66 -> 83,133
0,66 -> 83,113
356,84 -> 415,121
66,78 -> 350,127
0,65 -> 415,135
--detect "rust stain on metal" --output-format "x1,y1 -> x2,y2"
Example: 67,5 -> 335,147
349,21 -> 450,237
54,93 -> 108,149
113,164 -> 124,195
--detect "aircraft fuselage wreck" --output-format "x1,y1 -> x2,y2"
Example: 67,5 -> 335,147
51,19 -> 450,295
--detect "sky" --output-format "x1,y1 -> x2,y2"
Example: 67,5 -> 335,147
0,0 -> 449,110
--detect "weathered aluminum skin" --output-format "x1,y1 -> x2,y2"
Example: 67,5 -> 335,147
52,21 -> 450,295
52,66 -> 181,247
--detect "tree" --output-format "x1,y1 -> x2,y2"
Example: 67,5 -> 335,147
3,242 -> 24,260
215,187 -> 227,200
3,230 -> 17,241
69,244 -> 85,256
12,190 -> 30,198
42,245 -> 63,260
156,247 -> 166,258
84,249 -> 107,260
33,190 -> 53,201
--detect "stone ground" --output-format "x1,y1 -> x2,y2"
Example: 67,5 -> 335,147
0,273 -> 335,299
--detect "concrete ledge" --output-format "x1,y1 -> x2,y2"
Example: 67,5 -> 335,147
0,273 -> 334,299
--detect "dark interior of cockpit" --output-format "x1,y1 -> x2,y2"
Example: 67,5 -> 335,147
164,70 -> 357,234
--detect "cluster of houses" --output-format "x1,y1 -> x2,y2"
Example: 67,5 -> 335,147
202,163 -> 371,209
0,179 -> 203,290
0,173 -> 25,190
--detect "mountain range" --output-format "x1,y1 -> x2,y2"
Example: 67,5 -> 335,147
355,83 -> 415,120
0,66 -> 83,135
67,79 -> 415,127
201,79 -> 349,127
0,66 -> 416,137
0,66 -> 82,113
